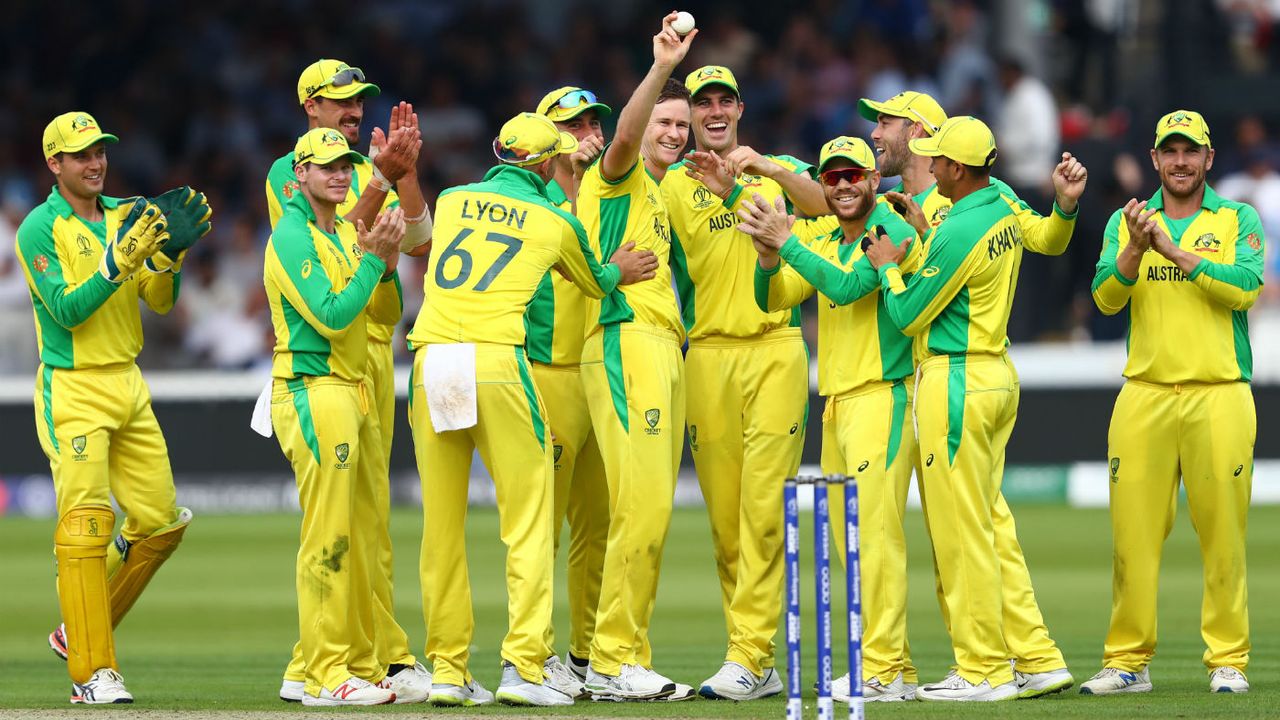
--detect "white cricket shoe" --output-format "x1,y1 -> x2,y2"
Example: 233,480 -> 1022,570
1079,666 -> 1151,695
651,682 -> 698,701
278,678 -> 304,702
585,663 -> 675,700
429,677 -> 494,706
833,671 -> 909,702
1209,667 -> 1249,693
915,672 -> 1017,702
384,662 -> 431,704
71,667 -> 133,704
566,652 -> 589,681
699,661 -> 782,700
904,681 -> 918,700
543,655 -> 587,698
1015,667 -> 1073,698
302,676 -> 395,706
494,661 -> 574,706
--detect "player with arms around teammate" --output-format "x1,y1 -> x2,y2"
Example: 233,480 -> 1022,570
737,136 -> 921,702
264,128 -> 405,706
20,112 -> 209,703
660,62 -> 823,701
266,58 -> 433,706
1082,111 -> 1260,696
862,117 -> 1053,701
526,86 -> 616,694
408,112 -> 655,708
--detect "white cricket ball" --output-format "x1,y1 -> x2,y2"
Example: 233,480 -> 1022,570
672,11 -> 696,35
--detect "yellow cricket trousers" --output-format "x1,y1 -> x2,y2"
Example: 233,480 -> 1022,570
915,353 -> 1023,687
411,344 -> 555,685
34,363 -> 180,683
821,378 -> 917,685
272,375 -> 381,695
283,341 -> 411,683
1103,379 -> 1253,672
685,328 -> 807,676
580,323 -> 685,675
532,362 -> 609,661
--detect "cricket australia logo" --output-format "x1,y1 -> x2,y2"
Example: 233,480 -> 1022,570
72,435 -> 88,461
644,408 -> 661,436
692,185 -> 716,210
1193,233 -> 1220,253
335,443 -> 351,469
688,425 -> 698,452
350,243 -> 363,259
1110,457 -> 1120,483
931,206 -> 950,226
553,444 -> 563,466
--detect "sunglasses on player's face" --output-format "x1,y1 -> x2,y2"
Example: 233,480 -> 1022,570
555,89 -> 598,109
820,167 -> 869,187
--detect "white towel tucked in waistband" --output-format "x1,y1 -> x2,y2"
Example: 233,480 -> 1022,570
425,343 -> 478,432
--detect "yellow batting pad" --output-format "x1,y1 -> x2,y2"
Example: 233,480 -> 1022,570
55,504 -> 117,683
107,508 -> 192,627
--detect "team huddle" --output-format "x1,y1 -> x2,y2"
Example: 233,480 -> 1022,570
19,13 -> 1260,708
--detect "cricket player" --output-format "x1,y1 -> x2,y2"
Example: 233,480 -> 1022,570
737,136 -> 920,701
265,59 -> 433,704
861,90 -> 1084,699
574,14 -> 697,701
407,112 -> 655,707
266,128 -> 406,706
528,85 -> 615,695
21,111 -> 208,703
860,116 -> 1050,701
1082,110 -> 1259,695
659,63 -> 823,701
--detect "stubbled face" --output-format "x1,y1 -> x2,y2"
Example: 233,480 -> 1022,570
48,143 -> 108,200
643,99 -> 691,168
298,159 -> 353,205
307,96 -> 365,145
1151,137 -> 1213,200
870,115 -> 916,177
820,159 -> 878,221
557,109 -> 605,143
691,87 -> 741,153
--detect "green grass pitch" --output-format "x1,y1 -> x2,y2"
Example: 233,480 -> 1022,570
2,503 -> 1276,717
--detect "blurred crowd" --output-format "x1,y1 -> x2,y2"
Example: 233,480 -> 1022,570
1,0 -> 1278,374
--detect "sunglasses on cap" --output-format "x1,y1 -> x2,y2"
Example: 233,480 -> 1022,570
492,138 -> 561,165
820,167 -> 870,186
308,66 -> 367,99
554,89 -> 599,110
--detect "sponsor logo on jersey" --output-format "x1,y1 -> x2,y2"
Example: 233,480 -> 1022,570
644,408 -> 661,435
692,185 -> 716,210
76,234 -> 93,256
1110,457 -> 1120,483
335,442 -> 351,469
283,180 -> 300,199
931,205 -> 949,226
301,259 -> 313,278
789,423 -> 798,435
925,453 -> 934,467
857,460 -> 869,472
740,173 -> 763,189
350,243 -> 363,259
33,254 -> 49,272
921,266 -> 940,277
1247,232 -> 1261,251
72,435 -> 88,462
1192,233 -> 1220,253
1235,464 -> 1244,477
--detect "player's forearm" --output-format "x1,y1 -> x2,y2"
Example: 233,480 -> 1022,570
1020,211 -> 1076,257
137,268 -> 179,315
341,187 -> 390,228
300,255 -> 387,335
603,61 -> 676,180
771,171 -> 827,218
1090,257 -> 1135,315
779,236 -> 878,305
876,264 -> 933,336
366,272 -> 404,325
42,274 -> 120,329
753,260 -> 809,312
1190,261 -> 1262,310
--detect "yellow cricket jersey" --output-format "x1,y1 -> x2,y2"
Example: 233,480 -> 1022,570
882,176 -> 1077,256
877,183 -> 1025,358
1092,184 -> 1264,383
407,165 -> 619,348
15,188 -> 179,369
662,155 -> 814,338
264,193 -> 397,381
525,179 -> 590,365
266,150 -> 403,346
755,203 -> 920,396
576,151 -> 683,340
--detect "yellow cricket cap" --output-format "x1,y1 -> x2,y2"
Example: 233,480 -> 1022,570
1154,109 -> 1211,148
296,59 -> 381,105
685,65 -> 740,98
293,128 -> 362,168
493,112 -> 579,167
908,116 -> 998,168
818,136 -> 876,171
857,91 -> 947,136
537,86 -> 613,123
43,111 -> 118,160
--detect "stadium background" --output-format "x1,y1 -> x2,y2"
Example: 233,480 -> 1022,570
0,0 -> 1276,515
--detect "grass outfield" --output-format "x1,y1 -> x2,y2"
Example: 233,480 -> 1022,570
2,503 -> 1276,718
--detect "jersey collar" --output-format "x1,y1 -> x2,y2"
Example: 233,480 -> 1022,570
46,186 -> 119,219
946,182 -> 1001,217
284,189 -> 346,227
546,178 -> 569,206
1145,183 -> 1224,212
482,164 -> 551,200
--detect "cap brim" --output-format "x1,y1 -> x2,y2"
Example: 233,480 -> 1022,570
857,98 -> 890,124
1156,130 -> 1210,148
907,137 -> 945,158
546,102 -> 613,123
62,133 -> 119,155
818,152 -> 875,172
556,132 -> 580,155
306,149 -> 364,167
690,80 -> 739,98
317,81 -> 381,100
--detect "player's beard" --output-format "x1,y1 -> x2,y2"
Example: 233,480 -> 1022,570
829,185 -> 875,222
1160,165 -> 1206,200
878,134 -> 910,177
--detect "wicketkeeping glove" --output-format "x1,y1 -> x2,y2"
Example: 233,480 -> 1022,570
147,186 -> 212,271
100,200 -> 169,283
